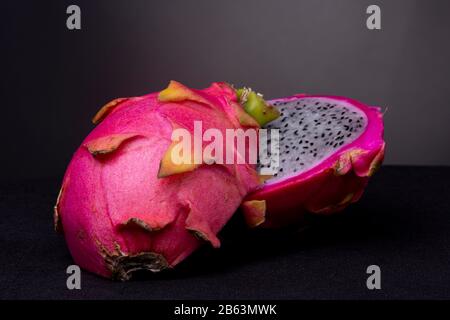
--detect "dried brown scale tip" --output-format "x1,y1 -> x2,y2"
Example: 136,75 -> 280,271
84,133 -> 141,157
53,186 -> 64,233
121,217 -> 159,232
97,241 -> 169,281
188,229 -> 211,243
92,98 -> 130,125
108,252 -> 169,281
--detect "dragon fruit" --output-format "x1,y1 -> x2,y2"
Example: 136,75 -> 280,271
241,95 -> 385,228
54,81 -> 267,280
55,79 -> 384,279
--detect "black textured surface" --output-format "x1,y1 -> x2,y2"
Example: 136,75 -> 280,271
1,166 -> 449,300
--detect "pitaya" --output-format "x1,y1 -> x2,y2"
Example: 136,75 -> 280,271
54,81 -> 269,280
56,80 -> 384,279
241,95 -> 385,228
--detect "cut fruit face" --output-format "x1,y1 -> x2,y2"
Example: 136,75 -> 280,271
243,94 -> 385,228
259,96 -> 370,183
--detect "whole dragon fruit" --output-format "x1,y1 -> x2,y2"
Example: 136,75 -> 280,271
241,94 -> 385,228
54,81 -> 273,280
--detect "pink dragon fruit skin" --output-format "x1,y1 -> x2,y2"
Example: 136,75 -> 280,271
241,95 -> 385,228
54,81 -> 260,280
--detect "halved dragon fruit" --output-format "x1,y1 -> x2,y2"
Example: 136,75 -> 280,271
241,95 -> 385,228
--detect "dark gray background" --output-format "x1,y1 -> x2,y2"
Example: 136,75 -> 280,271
2,0 -> 450,181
